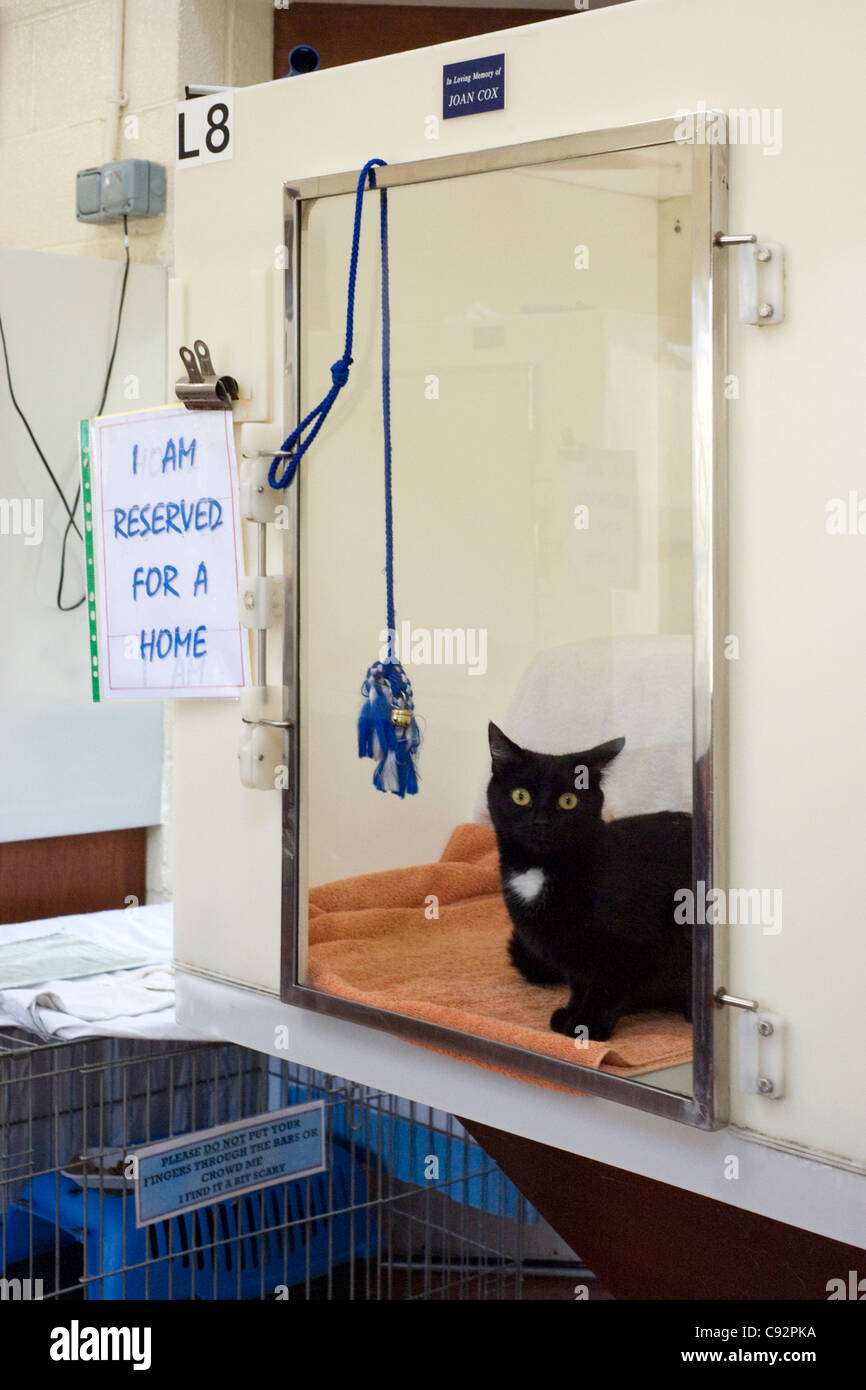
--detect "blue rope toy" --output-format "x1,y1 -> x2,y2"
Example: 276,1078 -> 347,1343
268,158 -> 420,797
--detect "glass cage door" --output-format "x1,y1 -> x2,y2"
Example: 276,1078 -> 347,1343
280,120 -> 729,1129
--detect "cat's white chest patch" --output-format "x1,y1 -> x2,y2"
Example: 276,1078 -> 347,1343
507,868 -> 547,903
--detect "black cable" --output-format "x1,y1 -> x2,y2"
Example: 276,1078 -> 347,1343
0,216 -> 132,611
0,305 -> 82,536
56,216 -> 131,610
97,215 -> 131,419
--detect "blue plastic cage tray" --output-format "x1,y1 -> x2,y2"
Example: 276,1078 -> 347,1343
287,1085 -> 538,1225
5,1138 -> 373,1300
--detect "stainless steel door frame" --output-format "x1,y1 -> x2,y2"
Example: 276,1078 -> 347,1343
279,117 -> 729,1130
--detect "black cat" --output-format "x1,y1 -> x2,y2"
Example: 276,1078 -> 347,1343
486,723 -> 692,1042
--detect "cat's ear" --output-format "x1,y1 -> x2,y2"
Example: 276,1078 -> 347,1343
585,735 -> 626,777
488,722 -> 523,773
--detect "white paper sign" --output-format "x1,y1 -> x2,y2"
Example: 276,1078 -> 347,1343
86,406 -> 249,699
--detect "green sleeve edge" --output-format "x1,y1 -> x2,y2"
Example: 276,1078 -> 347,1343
79,418 -> 100,703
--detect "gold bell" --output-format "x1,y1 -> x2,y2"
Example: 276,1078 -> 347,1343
390,706 -> 413,728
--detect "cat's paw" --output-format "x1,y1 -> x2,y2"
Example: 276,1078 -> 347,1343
550,1006 -> 582,1038
551,1005 -> 617,1041
584,1018 -> 615,1042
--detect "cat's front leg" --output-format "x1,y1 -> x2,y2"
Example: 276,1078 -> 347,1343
508,931 -> 563,985
550,976 -> 624,1042
549,977 -> 593,1040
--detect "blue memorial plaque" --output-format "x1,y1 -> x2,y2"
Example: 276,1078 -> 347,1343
442,54 -> 505,120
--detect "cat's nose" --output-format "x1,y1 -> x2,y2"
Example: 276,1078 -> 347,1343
533,815 -> 551,827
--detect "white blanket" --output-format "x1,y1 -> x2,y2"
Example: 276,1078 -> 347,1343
0,904 -> 205,1041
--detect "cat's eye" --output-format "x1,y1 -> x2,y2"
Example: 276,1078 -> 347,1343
511,788 -> 532,806
557,792 -> 579,810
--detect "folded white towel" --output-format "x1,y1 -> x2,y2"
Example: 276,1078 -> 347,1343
0,904 -> 204,1041
0,966 -> 175,1038
36,965 -> 175,1020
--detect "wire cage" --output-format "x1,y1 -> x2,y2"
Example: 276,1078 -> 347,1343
0,1027 -> 542,1301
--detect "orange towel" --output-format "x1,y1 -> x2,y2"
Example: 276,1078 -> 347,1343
308,823 -> 692,1089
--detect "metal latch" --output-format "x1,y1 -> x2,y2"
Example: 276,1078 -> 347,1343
715,990 -> 786,1099
238,685 -> 291,793
176,339 -> 239,410
714,233 -> 786,325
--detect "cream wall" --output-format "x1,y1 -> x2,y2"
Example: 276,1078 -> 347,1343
170,0 -> 866,1177
0,0 -> 272,262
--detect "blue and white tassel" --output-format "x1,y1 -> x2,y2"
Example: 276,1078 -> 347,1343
358,660 -> 420,798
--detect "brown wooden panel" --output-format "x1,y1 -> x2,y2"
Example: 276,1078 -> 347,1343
0,828 -> 147,925
275,3 -> 569,76
460,1117 -> 866,1299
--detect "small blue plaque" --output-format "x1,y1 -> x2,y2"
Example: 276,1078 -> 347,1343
443,54 -> 505,120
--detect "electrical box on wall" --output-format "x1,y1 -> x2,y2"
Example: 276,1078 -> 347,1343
76,159 -> 166,223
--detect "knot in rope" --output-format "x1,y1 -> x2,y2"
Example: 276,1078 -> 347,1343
267,158 -> 386,492
330,357 -> 351,388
